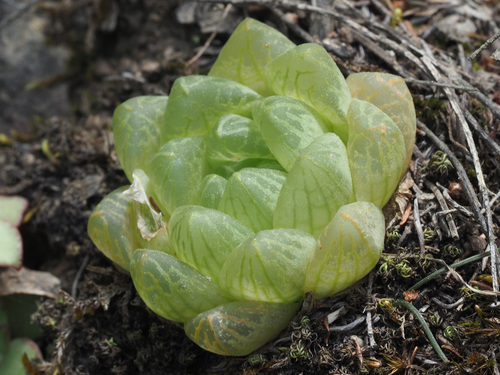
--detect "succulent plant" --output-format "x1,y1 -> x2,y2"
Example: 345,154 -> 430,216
88,18 -> 416,356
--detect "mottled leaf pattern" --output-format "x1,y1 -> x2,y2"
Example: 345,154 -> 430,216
218,168 -> 286,232
347,72 -> 416,174
209,18 -> 296,96
199,174 -> 227,209
87,187 -> 139,271
305,202 -> 385,299
253,96 -> 329,171
162,76 -> 260,141
219,229 -> 317,303
265,43 -> 351,141
347,99 -> 406,208
206,114 -> 274,177
113,96 -> 168,181
169,206 -> 254,284
184,300 -> 299,356
130,250 -> 231,322
274,133 -> 355,237
148,137 -> 209,216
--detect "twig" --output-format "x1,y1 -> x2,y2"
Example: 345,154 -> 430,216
365,272 -> 377,348
431,297 -> 465,310
424,180 -> 459,240
417,121 -> 487,234
329,316 -> 365,332
436,258 -> 500,297
71,254 -> 90,299
269,7 -> 316,43
185,4 -> 233,67
412,194 -> 426,257
409,251 -> 491,291
463,109 -> 500,160
468,30 -> 500,61
405,79 -> 479,92
384,299 -> 449,362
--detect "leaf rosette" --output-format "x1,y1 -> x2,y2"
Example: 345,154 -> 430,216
88,18 -> 416,356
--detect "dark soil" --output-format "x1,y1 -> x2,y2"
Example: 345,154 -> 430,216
1,1 -> 499,374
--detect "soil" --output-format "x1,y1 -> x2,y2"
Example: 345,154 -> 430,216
1,1 -> 499,374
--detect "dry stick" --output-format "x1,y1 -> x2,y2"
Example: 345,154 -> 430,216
463,108 -> 500,159
417,121 -> 487,234
404,78 -> 479,92
268,6 -> 315,43
365,272 -> 377,348
424,180 -> 459,240
468,30 -> 500,61
185,3 -> 233,67
412,194 -> 426,257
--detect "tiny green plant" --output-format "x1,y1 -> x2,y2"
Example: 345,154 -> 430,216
88,18 -> 416,356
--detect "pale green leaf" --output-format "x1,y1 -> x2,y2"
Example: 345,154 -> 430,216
304,201 -> 385,299
130,249 -> 231,323
0,220 -> 22,269
346,72 -> 416,174
253,96 -> 329,171
162,76 -> 261,141
148,137 -> 209,216
265,43 -> 351,142
0,338 -> 41,375
347,99 -> 406,208
87,187 -> 139,271
218,168 -> 286,232
168,205 -> 254,284
199,174 -> 227,209
274,133 -> 355,237
209,18 -> 296,96
0,196 -> 27,227
219,229 -> 316,303
185,300 -> 299,356
206,114 -> 274,177
113,96 -> 168,181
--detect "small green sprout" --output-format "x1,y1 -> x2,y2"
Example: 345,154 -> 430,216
429,151 -> 454,175
395,260 -> 413,278
87,18 -> 417,356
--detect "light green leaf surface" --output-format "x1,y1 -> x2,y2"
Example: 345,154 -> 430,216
130,249 -> 231,323
219,229 -> 316,303
206,114 -> 274,177
209,18 -> 296,96
253,96 -> 329,171
199,174 -> 227,209
148,137 -> 209,216
274,133 -> 355,237
162,76 -> 261,141
87,187 -> 139,271
305,201 -> 385,299
113,96 -> 168,181
218,168 -> 286,232
0,338 -> 41,375
265,43 -> 351,142
0,196 -> 28,227
347,99 -> 406,208
0,220 -> 22,269
185,300 -> 299,356
168,206 -> 254,284
346,72 -> 416,174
